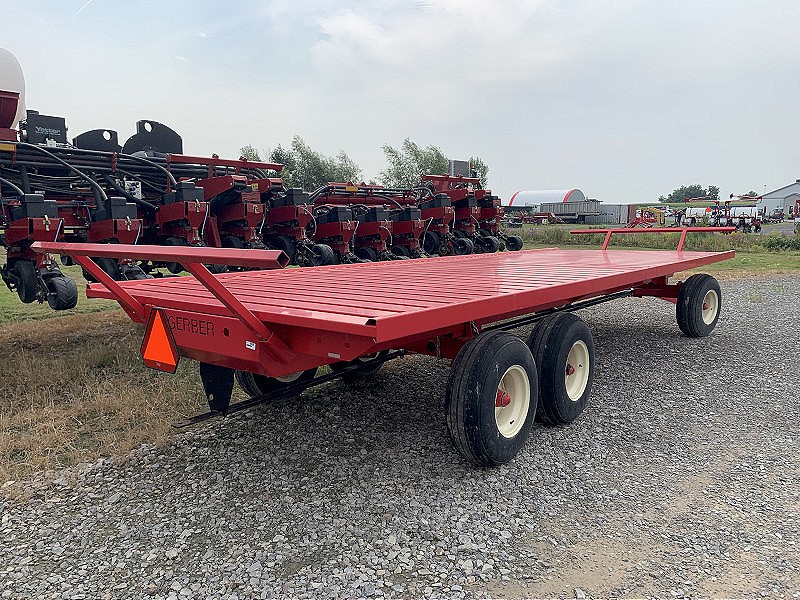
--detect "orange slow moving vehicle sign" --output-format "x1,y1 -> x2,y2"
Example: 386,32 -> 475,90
140,308 -> 180,373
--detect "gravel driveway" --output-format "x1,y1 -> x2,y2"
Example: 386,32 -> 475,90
1,275 -> 798,599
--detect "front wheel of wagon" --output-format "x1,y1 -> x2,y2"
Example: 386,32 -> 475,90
528,313 -> 595,426
676,274 -> 721,337
445,331 -> 538,467
235,367 -> 319,400
330,350 -> 390,382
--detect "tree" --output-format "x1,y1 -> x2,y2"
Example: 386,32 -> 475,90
239,144 -> 261,161
658,184 -> 720,204
379,139 -> 449,189
242,137 -> 362,190
469,156 -> 490,188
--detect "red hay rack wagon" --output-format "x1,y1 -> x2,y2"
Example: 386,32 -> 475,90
34,228 -> 735,467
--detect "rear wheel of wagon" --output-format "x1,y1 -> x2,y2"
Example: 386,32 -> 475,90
528,313 -> 595,426
445,331 -> 538,467
235,367 -> 319,400
676,274 -> 721,337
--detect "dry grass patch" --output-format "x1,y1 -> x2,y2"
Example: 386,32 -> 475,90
0,309 -> 206,489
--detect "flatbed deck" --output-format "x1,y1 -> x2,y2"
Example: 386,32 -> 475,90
83,248 -> 733,343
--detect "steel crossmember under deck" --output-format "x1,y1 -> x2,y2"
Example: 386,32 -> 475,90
33,242 -> 733,379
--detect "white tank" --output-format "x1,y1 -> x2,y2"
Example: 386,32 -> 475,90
728,206 -> 759,218
0,48 -> 26,127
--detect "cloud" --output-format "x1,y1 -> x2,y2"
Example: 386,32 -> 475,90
194,32 -> 211,39
309,0 -> 571,87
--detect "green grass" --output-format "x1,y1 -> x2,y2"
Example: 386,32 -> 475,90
516,224 -> 800,253
0,265 -> 118,325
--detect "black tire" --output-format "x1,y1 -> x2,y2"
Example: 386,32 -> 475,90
308,243 -> 336,266
506,235 -> 524,251
451,229 -> 467,238
391,245 -> 411,258
676,274 -> 721,338
221,235 -> 245,249
527,313 -> 595,426
477,228 -> 492,238
164,237 -> 185,274
206,263 -> 228,274
46,276 -> 78,310
60,255 -> 74,267
235,367 -> 318,400
452,237 -> 474,255
122,265 -> 153,280
331,350 -> 390,383
422,231 -> 442,255
445,331 -> 538,467
12,260 -> 39,303
354,247 -> 379,262
268,236 -> 297,264
480,236 -> 501,253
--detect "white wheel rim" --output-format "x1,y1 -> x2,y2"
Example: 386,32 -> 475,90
565,341 -> 590,401
276,371 -> 304,383
701,290 -> 719,325
494,365 -> 531,439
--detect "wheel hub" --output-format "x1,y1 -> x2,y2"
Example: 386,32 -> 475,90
494,365 -> 531,439
495,389 -> 511,408
564,340 -> 590,401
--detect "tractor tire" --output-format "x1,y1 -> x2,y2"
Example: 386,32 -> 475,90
391,245 -> 411,258
422,231 -> 442,255
12,260 -> 39,304
355,247 -> 379,262
527,313 -> 594,426
506,235 -> 524,251
478,228 -> 492,238
445,331 -> 537,467
452,237 -> 474,255
451,229 -> 467,238
676,274 -> 721,338
60,255 -> 74,267
235,367 -> 319,400
46,276 -> 78,310
309,243 -> 336,266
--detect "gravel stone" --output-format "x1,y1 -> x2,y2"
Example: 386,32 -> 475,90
1,274 -> 798,598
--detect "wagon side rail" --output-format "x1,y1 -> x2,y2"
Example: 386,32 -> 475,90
570,226 -> 736,251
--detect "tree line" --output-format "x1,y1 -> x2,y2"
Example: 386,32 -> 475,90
239,137 -> 489,191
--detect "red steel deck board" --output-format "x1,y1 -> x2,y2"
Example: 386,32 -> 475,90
87,249 -> 733,341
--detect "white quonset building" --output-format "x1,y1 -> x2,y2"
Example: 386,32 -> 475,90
761,180 -> 800,218
506,189 -> 586,207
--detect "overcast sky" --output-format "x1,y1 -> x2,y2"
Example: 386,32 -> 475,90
2,0 -> 799,203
